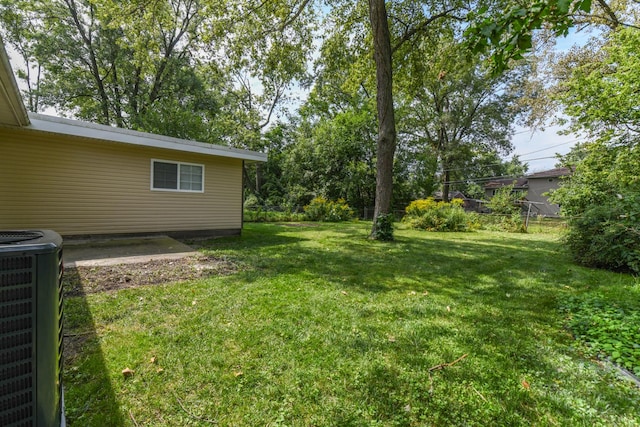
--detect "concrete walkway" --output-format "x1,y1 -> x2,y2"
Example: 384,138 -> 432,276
63,235 -> 198,268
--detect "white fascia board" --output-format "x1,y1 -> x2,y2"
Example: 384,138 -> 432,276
0,40 -> 30,127
26,113 -> 267,163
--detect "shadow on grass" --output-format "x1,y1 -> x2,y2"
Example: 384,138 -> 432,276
63,268 -> 124,426
198,223 -> 636,421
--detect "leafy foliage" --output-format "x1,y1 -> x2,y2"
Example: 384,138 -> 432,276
556,28 -> 640,145
403,198 -> 477,232
0,0 -> 316,148
561,294 -> 640,377
369,213 -> 394,241
284,106 -> 377,213
481,185 -> 527,232
551,29 -> 640,273
486,184 -> 523,215
303,197 -> 355,222
478,213 -> 527,233
244,208 -> 305,223
465,0 -> 593,72
396,33 -> 526,199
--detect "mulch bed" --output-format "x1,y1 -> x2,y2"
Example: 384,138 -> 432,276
63,254 -> 238,296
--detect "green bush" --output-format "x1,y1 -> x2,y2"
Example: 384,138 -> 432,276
565,198 -> 640,273
303,197 -> 355,222
551,142 -> 640,273
486,184 -> 524,215
403,198 -> 477,232
244,208 -> 305,223
370,213 -> 394,241
477,213 -> 526,233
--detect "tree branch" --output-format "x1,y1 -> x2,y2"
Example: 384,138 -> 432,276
279,0 -> 311,32
391,9 -> 460,54
595,0 -> 621,28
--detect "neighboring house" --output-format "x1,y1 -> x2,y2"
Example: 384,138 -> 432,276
525,167 -> 572,216
482,168 -> 571,217
483,177 -> 528,200
0,42 -> 266,238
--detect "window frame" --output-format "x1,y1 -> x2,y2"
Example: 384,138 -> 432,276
150,159 -> 205,193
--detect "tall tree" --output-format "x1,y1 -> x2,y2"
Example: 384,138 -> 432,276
397,34 -> 526,201
368,0 -> 397,238
0,0 -> 316,146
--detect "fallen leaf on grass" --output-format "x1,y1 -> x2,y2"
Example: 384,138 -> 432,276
150,356 -> 157,364
446,306 -> 451,312
388,335 -> 396,343
122,368 -> 135,378
521,379 -> 530,390
341,291 -> 348,296
233,371 -> 243,377
156,368 -> 164,374
409,291 -> 417,296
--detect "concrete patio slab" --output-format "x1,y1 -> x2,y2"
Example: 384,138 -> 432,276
63,235 -> 198,267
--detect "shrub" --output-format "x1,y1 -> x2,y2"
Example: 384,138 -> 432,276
303,197 -> 355,222
564,197 -> 640,273
244,194 -> 260,209
403,198 -> 476,232
370,213 -> 394,241
244,208 -> 304,223
486,184 -> 523,215
477,213 -> 526,233
551,142 -> 640,273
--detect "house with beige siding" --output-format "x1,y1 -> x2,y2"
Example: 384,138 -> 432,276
0,42 -> 266,238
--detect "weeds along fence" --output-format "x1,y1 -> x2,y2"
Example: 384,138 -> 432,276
243,205 -> 568,232
243,205 -> 408,223
243,205 -> 306,223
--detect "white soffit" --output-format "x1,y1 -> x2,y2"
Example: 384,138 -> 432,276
0,39 -> 30,127
27,113 -> 268,163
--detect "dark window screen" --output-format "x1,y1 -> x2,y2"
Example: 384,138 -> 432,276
153,161 -> 178,189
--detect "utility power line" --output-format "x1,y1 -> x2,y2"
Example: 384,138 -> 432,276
516,138 -> 580,157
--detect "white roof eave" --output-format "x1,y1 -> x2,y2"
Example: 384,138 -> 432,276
26,113 -> 267,163
0,39 -> 30,127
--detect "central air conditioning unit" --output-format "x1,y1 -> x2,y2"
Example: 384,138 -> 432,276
0,230 -> 64,427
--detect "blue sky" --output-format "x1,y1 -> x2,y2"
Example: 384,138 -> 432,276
509,29 -> 595,172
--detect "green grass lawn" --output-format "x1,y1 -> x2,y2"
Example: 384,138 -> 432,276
63,222 -> 640,426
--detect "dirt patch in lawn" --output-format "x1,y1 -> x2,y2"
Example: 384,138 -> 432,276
63,254 -> 238,296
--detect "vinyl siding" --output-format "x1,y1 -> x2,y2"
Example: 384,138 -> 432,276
527,178 -> 561,216
0,127 -> 243,235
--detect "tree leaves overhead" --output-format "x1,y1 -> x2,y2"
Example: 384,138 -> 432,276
465,0 -> 594,72
557,28 -> 640,145
0,0 -> 316,149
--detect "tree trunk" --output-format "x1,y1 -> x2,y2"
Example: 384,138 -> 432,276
368,0 -> 397,239
255,163 -> 264,196
443,168 -> 450,202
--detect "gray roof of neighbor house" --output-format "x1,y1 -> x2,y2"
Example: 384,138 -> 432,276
0,39 -> 266,163
484,177 -> 528,190
526,167 -> 572,179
